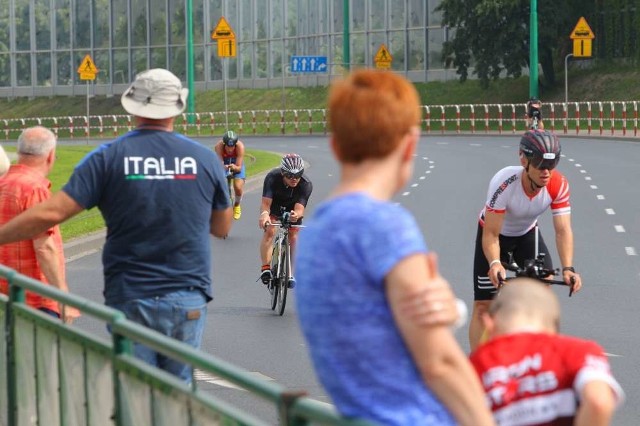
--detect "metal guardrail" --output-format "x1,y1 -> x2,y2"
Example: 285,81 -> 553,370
0,101 -> 638,141
0,264 -> 371,426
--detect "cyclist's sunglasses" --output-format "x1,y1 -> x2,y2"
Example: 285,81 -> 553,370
284,172 -> 303,179
530,153 -> 559,171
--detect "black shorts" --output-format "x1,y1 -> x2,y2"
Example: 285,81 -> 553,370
473,224 -> 553,301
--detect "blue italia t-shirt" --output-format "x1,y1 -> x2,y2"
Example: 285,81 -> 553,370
63,129 -> 230,305
295,193 -> 456,426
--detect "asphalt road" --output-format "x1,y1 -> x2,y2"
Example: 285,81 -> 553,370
65,135 -> 640,425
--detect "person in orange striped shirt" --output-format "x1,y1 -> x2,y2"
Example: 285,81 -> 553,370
0,126 -> 79,323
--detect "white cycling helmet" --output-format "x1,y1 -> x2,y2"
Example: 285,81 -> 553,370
280,153 -> 304,177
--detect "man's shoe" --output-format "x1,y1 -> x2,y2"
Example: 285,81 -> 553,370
287,277 -> 296,289
233,205 -> 242,220
260,269 -> 272,285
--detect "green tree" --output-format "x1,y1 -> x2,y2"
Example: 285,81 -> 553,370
437,0 -> 595,89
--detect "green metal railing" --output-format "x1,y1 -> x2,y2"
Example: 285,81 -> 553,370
0,265 -> 371,426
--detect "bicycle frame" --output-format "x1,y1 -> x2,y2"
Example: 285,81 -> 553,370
268,220 -> 295,316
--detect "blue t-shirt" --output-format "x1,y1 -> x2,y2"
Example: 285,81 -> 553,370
63,129 -> 230,305
295,193 -> 456,426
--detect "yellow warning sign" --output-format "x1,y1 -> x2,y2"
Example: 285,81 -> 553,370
211,16 -> 235,40
374,44 -> 392,69
77,54 -> 99,80
570,17 -> 595,39
217,39 -> 237,57
573,39 -> 593,57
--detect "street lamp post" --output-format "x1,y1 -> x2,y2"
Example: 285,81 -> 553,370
186,0 -> 195,124
529,0 -> 539,99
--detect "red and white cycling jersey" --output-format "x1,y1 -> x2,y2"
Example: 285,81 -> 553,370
470,333 -> 624,426
479,166 -> 570,237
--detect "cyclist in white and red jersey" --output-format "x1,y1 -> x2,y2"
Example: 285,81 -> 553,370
471,279 -> 624,426
214,130 -> 245,220
469,130 -> 583,351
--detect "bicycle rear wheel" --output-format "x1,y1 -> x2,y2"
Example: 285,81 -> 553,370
276,241 -> 289,316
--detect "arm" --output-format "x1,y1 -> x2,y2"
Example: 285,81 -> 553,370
482,210 -> 506,287
232,142 -> 245,171
553,213 -> 582,292
574,381 -> 617,426
259,197 -> 272,229
210,208 -> 232,238
387,253 -> 495,426
289,202 -> 305,223
33,234 -> 80,323
0,191 -> 83,245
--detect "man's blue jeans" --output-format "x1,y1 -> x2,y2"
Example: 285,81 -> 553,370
109,288 -> 208,383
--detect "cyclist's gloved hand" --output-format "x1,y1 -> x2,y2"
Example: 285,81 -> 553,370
289,210 -> 300,223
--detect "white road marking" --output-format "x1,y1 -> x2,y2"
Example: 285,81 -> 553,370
585,176 -> 592,181
411,183 -> 419,188
626,247 -> 637,256
605,208 -> 615,215
604,353 -> 623,358
580,170 -> 586,174
194,370 -> 275,390
430,165 -> 435,169
422,157 -> 429,160
568,158 -> 574,162
436,141 -> 449,145
402,192 -> 410,196
590,185 -> 598,189
429,160 -> 435,164
575,163 -> 581,167
596,195 -> 605,200
470,143 -> 482,146
419,176 -> 426,180
615,225 -> 625,233
426,170 -> 431,174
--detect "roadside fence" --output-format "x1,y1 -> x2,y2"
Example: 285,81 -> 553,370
0,265 -> 371,426
0,101 -> 638,141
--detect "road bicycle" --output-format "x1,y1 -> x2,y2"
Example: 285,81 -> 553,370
225,166 -> 235,205
266,211 -> 303,316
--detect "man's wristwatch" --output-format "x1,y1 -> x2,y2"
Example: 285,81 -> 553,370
562,266 -> 576,273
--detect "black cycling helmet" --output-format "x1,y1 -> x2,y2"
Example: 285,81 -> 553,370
519,129 -> 561,170
223,130 -> 238,147
280,153 -> 305,177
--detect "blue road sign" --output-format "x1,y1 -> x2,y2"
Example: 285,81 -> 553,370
290,56 -> 328,73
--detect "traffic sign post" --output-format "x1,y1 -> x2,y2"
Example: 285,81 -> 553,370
566,17 -> 595,105
374,44 -> 392,69
290,56 -> 328,73
77,55 -> 99,141
211,17 -> 237,128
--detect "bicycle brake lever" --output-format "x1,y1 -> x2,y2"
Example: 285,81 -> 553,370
569,275 -> 576,297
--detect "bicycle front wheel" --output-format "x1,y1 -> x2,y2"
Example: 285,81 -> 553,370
269,244 -> 279,310
276,241 -> 289,316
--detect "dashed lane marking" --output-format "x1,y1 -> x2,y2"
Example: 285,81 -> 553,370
419,176 -> 426,180
625,247 -> 637,256
615,225 -> 626,233
580,170 -> 587,174
605,353 -> 623,358
575,163 -> 582,167
402,192 -> 410,197
605,208 -> 616,215
411,183 -> 419,188
590,185 -> 598,189
597,195 -> 605,200
585,177 -> 592,181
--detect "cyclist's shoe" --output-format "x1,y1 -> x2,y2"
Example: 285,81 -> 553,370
287,276 -> 296,289
233,205 -> 242,220
260,265 -> 272,285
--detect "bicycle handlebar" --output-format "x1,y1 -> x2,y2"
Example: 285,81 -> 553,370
498,253 -> 576,297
